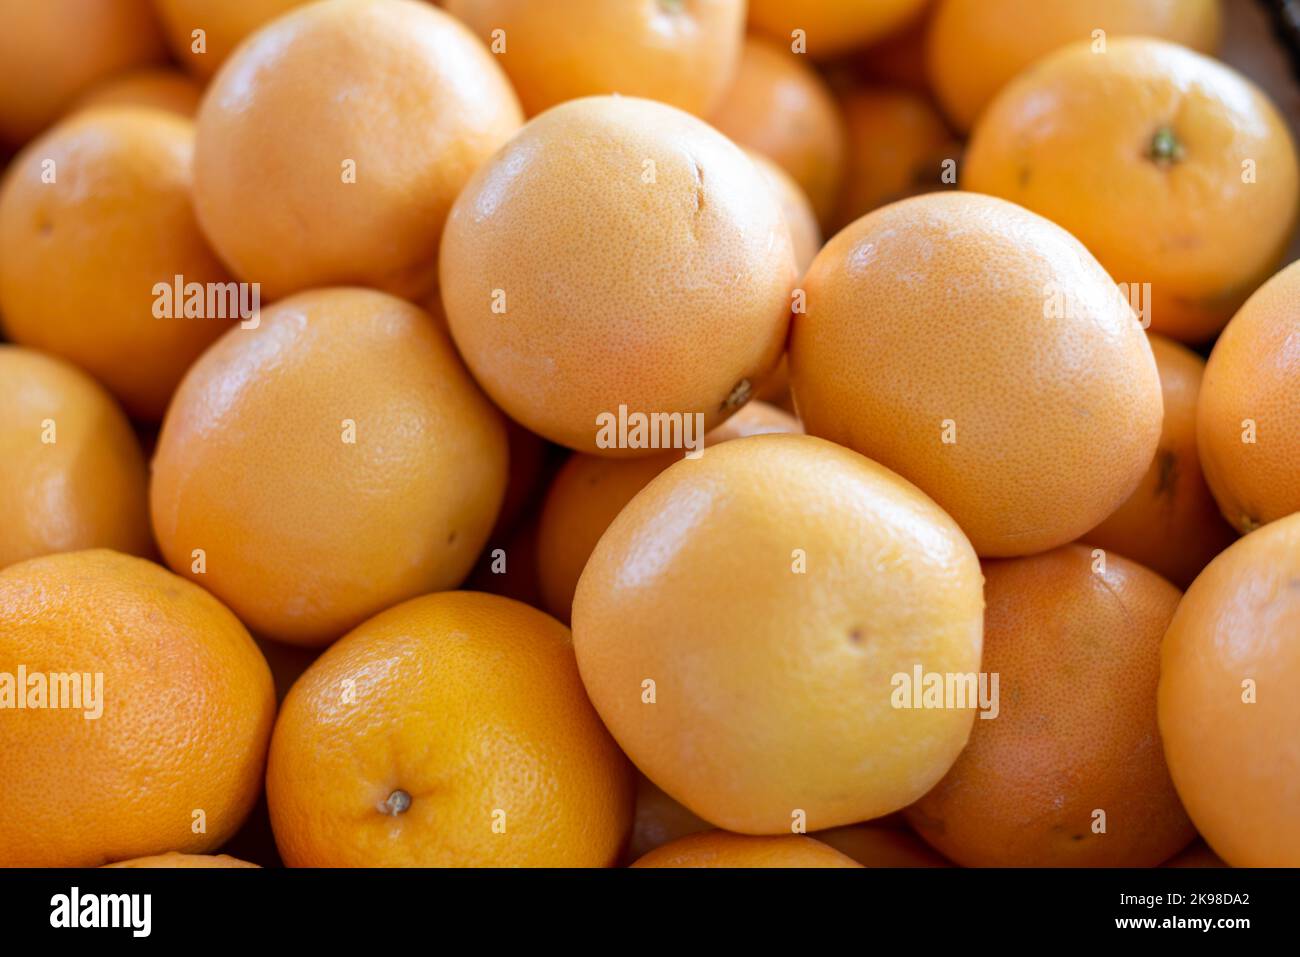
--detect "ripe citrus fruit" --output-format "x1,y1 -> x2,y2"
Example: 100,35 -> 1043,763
105,853 -> 259,868
443,0 -> 744,118
150,288 -> 508,647
906,544 -> 1194,867
0,550 -> 274,867
815,824 -> 951,867
0,0 -> 165,146
631,831 -> 861,868
747,0 -> 928,59
1082,334 -> 1238,587
573,434 -> 984,833
0,346 -> 151,571
0,108 -> 233,420
626,774 -> 711,863
964,37 -> 1299,343
267,591 -> 634,867
1158,512 -> 1300,867
710,35 -> 847,227
74,67 -> 203,118
152,0 -> 313,77
193,0 -> 522,301
440,95 -> 796,454
1197,259 -> 1300,532
790,192 -> 1162,557
927,0 -> 1222,132
1162,841 -> 1227,868
746,150 -> 822,274
536,401 -> 800,622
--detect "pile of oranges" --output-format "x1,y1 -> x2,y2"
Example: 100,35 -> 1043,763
0,0 -> 1297,869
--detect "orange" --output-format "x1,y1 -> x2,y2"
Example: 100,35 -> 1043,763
440,95 -> 796,454
0,550 -> 274,867
151,0 -> 313,78
791,192 -> 1162,557
710,35 -> 847,227
906,545 -> 1194,867
443,0 -> 744,118
536,401 -> 800,622
1162,841 -> 1227,868
492,419 -> 551,541
267,591 -> 634,867
150,288 -> 508,647
631,831 -> 861,868
625,774 -> 712,863
1158,512 -> 1300,867
73,67 -> 204,118
573,434 -> 984,833
194,0 -> 522,302
0,108 -> 234,420
747,0 -> 928,59
0,0 -> 165,146
1082,334 -> 1237,588
1197,259 -> 1300,532
815,824 -> 951,867
964,37 -> 1299,343
834,85 -> 956,229
854,7 -> 933,92
928,0 -> 1223,132
746,150 -> 822,274
105,852 -> 259,868
0,346 -> 151,571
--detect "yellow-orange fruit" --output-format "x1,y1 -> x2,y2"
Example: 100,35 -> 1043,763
964,38 -> 1298,343
150,288 -> 508,647
441,96 -> 796,455
711,36 -> 847,227
194,0 -> 522,301
815,824 -> 951,867
0,0 -> 165,146
1158,512 -> 1300,867
1082,334 -> 1237,587
443,0 -> 744,118
747,0 -> 928,59
1197,260 -> 1300,532
74,67 -> 203,118
632,831 -> 860,868
928,0 -> 1222,132
0,550 -> 274,867
0,108 -> 233,420
152,0 -> 313,77
105,853 -> 259,868
0,347 -> 151,571
907,545 -> 1194,867
573,434 -> 984,833
268,591 -> 634,867
746,150 -> 822,274
791,192 -> 1162,557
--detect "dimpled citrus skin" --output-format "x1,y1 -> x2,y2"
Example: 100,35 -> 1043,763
440,96 -> 796,455
1082,335 -> 1238,588
632,831 -> 861,868
711,36 -> 847,228
74,67 -> 204,118
0,347 -> 151,571
1197,260 -> 1300,532
0,0 -> 165,146
267,591 -> 634,867
746,150 -> 821,274
152,0 -> 313,78
746,0 -> 928,59
0,550 -> 274,868
906,545 -> 1194,867
105,853 -> 259,868
536,401 -> 801,622
150,288 -> 508,647
963,38 -> 1299,344
1159,513 -> 1300,866
573,434 -> 984,834
443,0 -> 744,118
0,108 -> 234,420
791,192 -> 1163,558
194,0 -> 522,302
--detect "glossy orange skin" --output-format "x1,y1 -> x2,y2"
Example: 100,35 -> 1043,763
0,108 -> 234,420
105,853 -> 259,868
907,545 -> 1194,867
1082,335 -> 1238,587
267,592 -> 634,867
573,435 -> 984,833
815,824 -> 952,867
74,68 -> 203,118
747,0 -> 928,59
150,289 -> 508,647
152,0 -> 313,77
631,831 -> 861,868
0,550 -> 275,867
194,0 -> 522,301
791,192 -> 1162,557
964,38 -> 1299,343
441,96 -> 796,455
0,347 -> 151,571
1159,512 -> 1300,866
444,0 -> 744,118
1197,260 -> 1300,532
